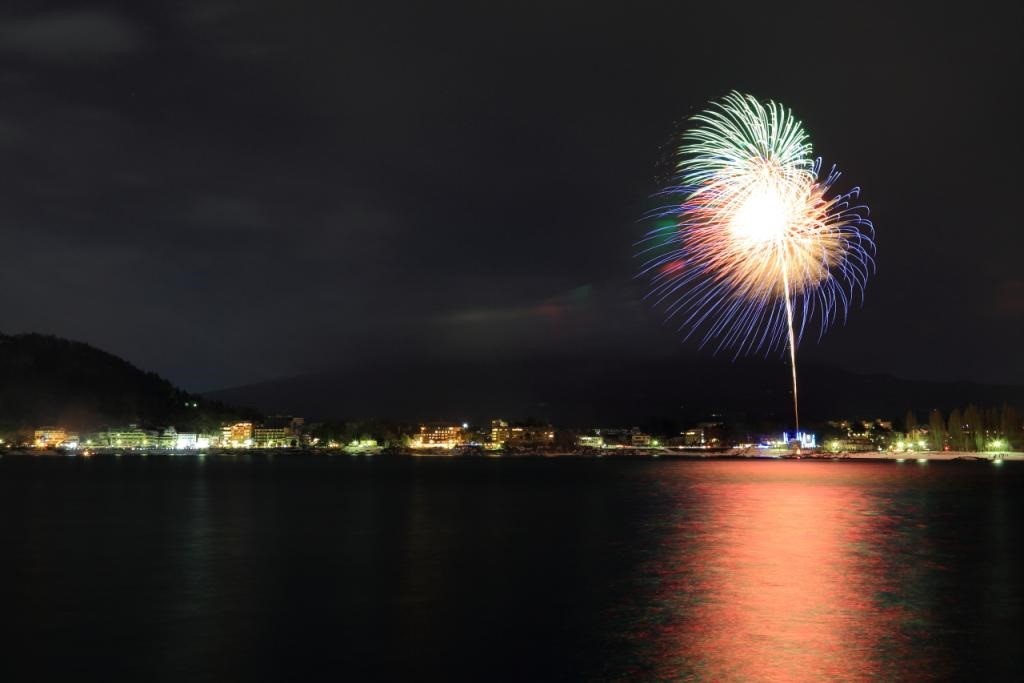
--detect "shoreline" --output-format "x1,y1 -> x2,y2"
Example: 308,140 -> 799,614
2,447 -> 1021,462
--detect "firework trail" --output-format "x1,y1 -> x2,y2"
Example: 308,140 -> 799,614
638,92 -> 875,436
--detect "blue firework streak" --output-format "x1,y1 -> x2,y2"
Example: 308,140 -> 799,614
637,92 -> 876,433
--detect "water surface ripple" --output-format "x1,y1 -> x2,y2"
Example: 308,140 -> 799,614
1,457 -> 1019,681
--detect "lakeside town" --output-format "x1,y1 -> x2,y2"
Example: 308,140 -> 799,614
6,409 -> 1022,461
5,334 -> 1021,463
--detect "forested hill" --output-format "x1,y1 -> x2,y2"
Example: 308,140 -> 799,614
0,333 -> 255,432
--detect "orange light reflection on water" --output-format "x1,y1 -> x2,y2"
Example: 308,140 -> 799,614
643,463 -> 939,681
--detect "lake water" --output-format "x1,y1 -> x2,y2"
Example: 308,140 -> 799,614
1,456 -> 1020,681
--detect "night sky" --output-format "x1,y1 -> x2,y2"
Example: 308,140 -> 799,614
2,1 -> 1021,392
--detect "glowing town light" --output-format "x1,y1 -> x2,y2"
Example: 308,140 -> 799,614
783,431 -> 817,449
639,92 -> 875,436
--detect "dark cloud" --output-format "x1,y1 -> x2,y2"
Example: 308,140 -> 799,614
183,196 -> 273,232
0,9 -> 143,63
993,280 -> 1024,319
0,1 -> 1021,391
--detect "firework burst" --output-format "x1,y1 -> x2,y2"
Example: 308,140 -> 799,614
638,92 -> 875,433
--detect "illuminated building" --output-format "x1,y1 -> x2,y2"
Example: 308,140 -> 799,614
490,419 -> 510,446
700,422 -> 725,446
631,430 -> 652,447
250,416 -> 304,448
592,428 -> 630,447
173,432 -> 209,450
33,427 -> 68,448
95,426 -> 157,449
414,424 -> 463,449
825,418 -> 895,451
153,428 -> 174,449
253,426 -> 293,448
577,435 -> 604,448
683,428 -> 706,447
222,422 -> 254,448
507,425 -> 555,447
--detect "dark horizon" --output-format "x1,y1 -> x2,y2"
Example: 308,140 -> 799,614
2,2 -> 1022,393
204,349 -> 1024,427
